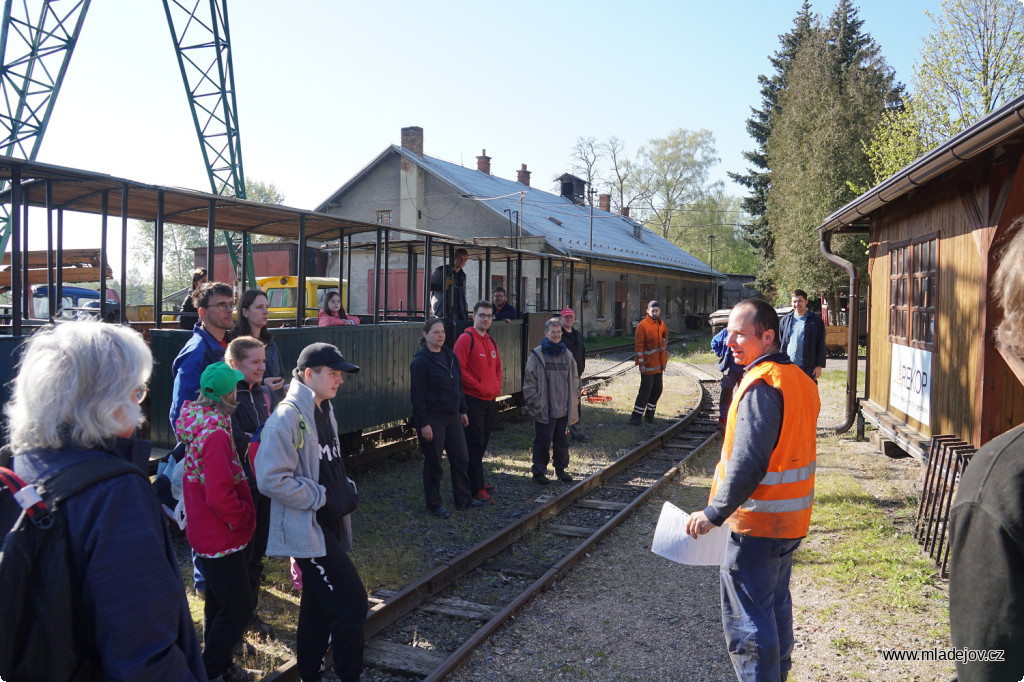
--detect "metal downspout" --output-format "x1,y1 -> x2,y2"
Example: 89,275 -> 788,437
819,230 -> 860,434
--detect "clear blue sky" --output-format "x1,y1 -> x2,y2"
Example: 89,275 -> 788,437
37,0 -> 936,250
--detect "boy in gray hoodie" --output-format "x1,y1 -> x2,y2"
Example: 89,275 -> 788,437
255,343 -> 365,682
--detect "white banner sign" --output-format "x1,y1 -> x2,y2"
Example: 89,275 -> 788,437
889,343 -> 932,426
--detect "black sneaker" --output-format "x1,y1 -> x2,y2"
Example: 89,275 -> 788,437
645,412 -> 655,423
459,499 -> 487,509
630,414 -> 642,426
427,506 -> 451,519
532,472 -> 550,485
555,469 -> 573,483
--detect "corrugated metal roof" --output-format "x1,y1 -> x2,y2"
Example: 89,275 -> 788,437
393,146 -> 719,278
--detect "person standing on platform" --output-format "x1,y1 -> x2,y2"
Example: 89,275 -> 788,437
175,361 -> 257,682
410,318 -> 486,518
453,300 -> 502,504
560,307 -> 589,442
255,343 -> 366,682
171,281 -> 235,429
686,298 -> 819,681
524,317 -> 580,485
492,287 -> 518,321
712,326 -> 744,429
233,289 -> 286,398
178,267 -> 207,330
631,300 -> 668,425
948,224 -> 1024,682
779,289 -> 826,381
429,248 -> 470,321
171,280 -> 235,598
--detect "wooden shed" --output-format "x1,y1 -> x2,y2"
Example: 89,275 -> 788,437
818,94 -> 1024,458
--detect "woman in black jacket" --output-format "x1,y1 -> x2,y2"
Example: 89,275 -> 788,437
410,318 -> 484,518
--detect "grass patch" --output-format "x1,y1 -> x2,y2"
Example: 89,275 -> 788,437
797,463 -> 939,612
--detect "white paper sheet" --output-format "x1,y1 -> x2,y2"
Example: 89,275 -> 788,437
651,501 -> 730,566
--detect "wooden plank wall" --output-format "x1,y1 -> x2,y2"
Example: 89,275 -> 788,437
867,186 -> 980,444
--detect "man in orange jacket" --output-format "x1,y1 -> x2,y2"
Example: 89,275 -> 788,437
686,298 -> 819,681
631,300 -> 668,425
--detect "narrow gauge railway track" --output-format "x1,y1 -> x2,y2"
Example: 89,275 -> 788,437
263,374 -> 722,681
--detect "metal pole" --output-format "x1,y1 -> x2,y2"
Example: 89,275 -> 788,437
297,215 -> 307,327
346,233 -> 353,312
56,209 -> 64,318
338,229 -> 345,308
206,200 -> 216,279
120,184 -> 128,323
99,192 -> 109,322
383,226 -> 390,321
45,181 -> 54,323
11,166 -> 21,336
423,236 -> 433,317
373,226 -> 382,324
154,191 -> 164,329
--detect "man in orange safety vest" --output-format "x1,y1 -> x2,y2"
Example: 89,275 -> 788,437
686,298 -> 819,681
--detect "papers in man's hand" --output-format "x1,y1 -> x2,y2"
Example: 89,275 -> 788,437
651,501 -> 730,566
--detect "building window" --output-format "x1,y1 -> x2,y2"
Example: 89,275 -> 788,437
889,233 -> 938,350
640,284 -> 656,307
376,210 -> 392,226
596,281 -> 605,318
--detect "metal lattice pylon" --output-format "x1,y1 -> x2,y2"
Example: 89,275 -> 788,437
0,0 -> 91,254
162,0 -> 255,288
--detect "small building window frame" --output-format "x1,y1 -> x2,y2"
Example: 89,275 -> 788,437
376,210 -> 392,226
888,231 -> 939,351
596,281 -> 606,318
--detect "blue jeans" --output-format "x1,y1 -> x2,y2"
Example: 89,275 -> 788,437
720,532 -> 802,681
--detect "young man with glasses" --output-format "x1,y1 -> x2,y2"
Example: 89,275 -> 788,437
453,300 -> 502,504
171,281 -> 236,428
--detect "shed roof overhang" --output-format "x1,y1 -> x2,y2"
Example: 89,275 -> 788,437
818,93 -> 1024,235
0,156 -> 451,242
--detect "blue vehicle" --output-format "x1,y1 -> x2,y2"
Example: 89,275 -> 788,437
31,285 -> 120,321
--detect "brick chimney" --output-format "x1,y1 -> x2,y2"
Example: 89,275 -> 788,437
598,194 -> 611,212
476,149 -> 491,175
621,206 -> 630,218
517,164 -> 531,186
401,126 -> 423,156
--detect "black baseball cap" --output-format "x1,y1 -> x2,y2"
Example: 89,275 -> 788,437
296,343 -> 359,373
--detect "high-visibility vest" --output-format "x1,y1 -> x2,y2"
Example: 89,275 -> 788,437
634,317 -> 668,374
709,360 -> 820,539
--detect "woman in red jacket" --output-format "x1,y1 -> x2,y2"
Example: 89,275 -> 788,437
175,361 -> 257,682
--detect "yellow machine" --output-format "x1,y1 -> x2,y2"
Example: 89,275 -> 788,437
257,276 -> 348,321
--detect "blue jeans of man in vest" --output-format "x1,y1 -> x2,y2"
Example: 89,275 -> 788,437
720,532 -> 803,681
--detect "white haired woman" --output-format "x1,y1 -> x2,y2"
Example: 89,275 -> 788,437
4,322 -> 205,680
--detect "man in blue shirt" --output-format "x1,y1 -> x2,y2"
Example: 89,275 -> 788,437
778,289 -> 826,381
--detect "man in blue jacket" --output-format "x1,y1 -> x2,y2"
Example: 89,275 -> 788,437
170,281 -> 235,428
778,289 -> 826,381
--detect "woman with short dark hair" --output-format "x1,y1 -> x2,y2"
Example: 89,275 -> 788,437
409,318 -> 483,518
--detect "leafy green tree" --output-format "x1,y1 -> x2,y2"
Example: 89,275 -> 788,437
729,1 -> 816,292
864,0 -> 1024,185
766,2 -> 900,313
634,128 -> 720,240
